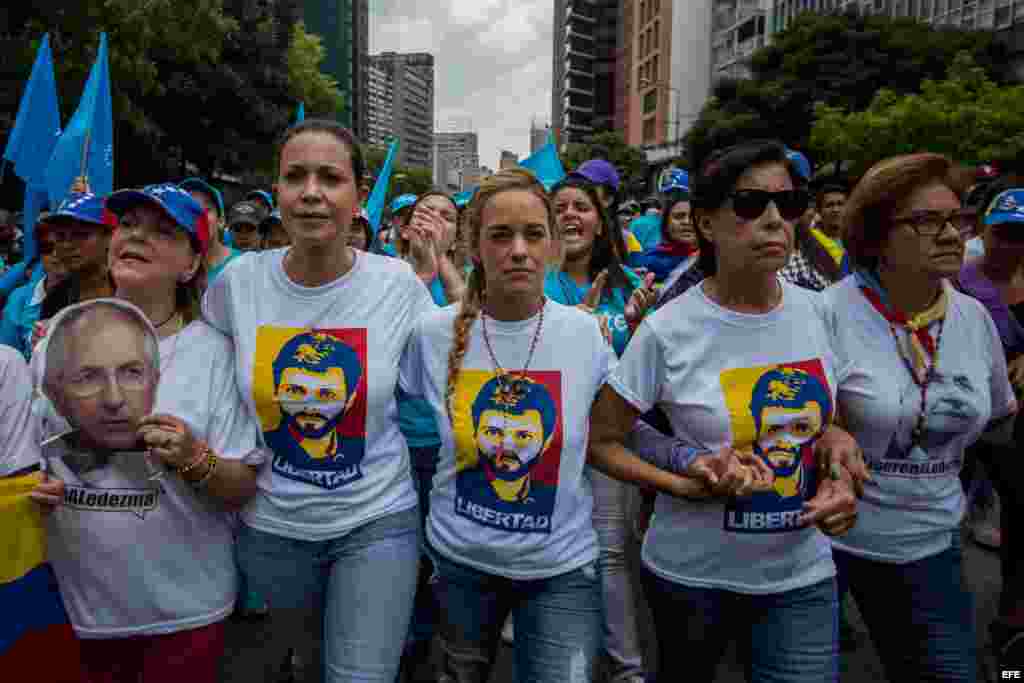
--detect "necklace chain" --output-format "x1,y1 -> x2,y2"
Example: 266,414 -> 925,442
886,317 -> 946,445
480,299 -> 546,404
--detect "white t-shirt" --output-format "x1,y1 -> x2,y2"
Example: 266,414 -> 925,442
609,279 -> 839,594
823,277 -> 1016,563
0,345 -> 39,476
400,301 -> 613,579
202,248 -> 433,541
43,321 -> 266,638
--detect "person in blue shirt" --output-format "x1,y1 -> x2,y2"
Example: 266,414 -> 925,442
631,173 -> 697,292
378,193 -> 418,257
0,228 -> 66,359
544,175 -> 656,683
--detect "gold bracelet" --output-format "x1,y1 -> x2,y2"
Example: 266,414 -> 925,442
191,452 -> 218,490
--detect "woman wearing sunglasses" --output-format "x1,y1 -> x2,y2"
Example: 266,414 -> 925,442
0,220 -> 68,360
588,139 -> 863,682
823,153 -> 1018,682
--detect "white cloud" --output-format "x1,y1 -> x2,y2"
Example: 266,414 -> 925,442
477,1 -> 548,54
445,0 -> 505,26
371,16 -> 441,54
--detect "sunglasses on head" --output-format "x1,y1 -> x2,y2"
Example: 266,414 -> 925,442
728,189 -> 810,222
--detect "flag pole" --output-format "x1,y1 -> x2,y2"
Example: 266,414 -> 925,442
79,127 -> 92,183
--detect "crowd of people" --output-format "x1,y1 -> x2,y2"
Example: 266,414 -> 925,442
1,118 -> 1022,683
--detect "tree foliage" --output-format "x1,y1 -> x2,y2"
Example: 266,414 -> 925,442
287,21 -> 344,120
563,131 -> 647,189
363,147 -> 435,203
684,10 -> 1008,169
810,52 -> 1024,171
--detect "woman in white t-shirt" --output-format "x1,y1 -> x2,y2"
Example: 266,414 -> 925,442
588,140 -> 863,683
202,119 -> 433,681
400,168 -> 620,682
30,184 -> 265,683
823,153 -> 1018,682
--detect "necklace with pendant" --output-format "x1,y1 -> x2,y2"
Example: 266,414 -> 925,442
480,299 -> 546,409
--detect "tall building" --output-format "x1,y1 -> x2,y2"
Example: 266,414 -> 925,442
366,52 -> 435,169
499,151 -> 520,170
530,121 -> 551,153
623,0 -> 713,148
299,0 -> 369,134
552,0 -> 622,146
711,0 -> 767,79
435,131 -> 480,190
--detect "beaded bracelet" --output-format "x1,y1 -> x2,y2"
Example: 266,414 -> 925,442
191,452 -> 218,490
176,443 -> 209,476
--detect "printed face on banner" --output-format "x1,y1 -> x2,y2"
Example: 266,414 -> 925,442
254,327 -> 368,490
719,361 -> 833,534
450,370 -> 563,534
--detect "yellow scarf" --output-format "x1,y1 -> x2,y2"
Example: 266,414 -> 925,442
810,227 -> 846,266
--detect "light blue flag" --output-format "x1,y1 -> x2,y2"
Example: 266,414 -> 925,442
45,33 -> 114,206
296,102 -> 305,123
519,142 -> 566,191
366,138 -> 400,237
2,34 -> 61,186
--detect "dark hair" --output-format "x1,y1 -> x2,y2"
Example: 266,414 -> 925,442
659,193 -> 691,245
275,118 -> 365,186
690,139 -> 803,276
844,153 -> 968,270
550,176 -> 630,295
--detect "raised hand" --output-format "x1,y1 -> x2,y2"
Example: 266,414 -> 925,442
625,272 -> 657,324
580,270 -> 608,313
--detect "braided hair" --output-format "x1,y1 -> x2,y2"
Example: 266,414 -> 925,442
444,168 -> 557,421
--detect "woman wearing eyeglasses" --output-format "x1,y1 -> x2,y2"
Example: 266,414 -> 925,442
588,140 -> 863,682
822,153 -> 1018,682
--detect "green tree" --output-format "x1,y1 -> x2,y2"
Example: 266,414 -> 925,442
810,52 -> 1024,171
287,21 -> 345,119
563,131 -> 646,190
684,10 -> 1008,168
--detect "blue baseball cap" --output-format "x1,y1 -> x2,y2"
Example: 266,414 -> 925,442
390,194 -> 418,215
785,149 -> 812,181
42,193 -> 109,228
106,183 -> 211,254
179,177 -> 225,219
984,189 -> 1024,226
569,159 -> 620,192
658,168 -> 690,194
246,189 -> 275,212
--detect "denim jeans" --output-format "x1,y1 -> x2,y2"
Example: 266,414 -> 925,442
408,444 -> 441,647
234,506 -> 420,682
834,534 -> 976,683
591,469 -> 645,682
431,551 -> 602,683
641,570 -> 838,683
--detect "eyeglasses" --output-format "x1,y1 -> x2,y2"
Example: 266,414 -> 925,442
891,210 -> 973,240
64,365 -> 152,399
728,189 -> 810,222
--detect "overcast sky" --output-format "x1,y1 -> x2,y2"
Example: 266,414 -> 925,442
368,0 -> 553,170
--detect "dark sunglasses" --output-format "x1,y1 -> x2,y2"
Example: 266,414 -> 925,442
38,241 -> 57,255
728,189 -> 810,222
992,224 -> 1024,243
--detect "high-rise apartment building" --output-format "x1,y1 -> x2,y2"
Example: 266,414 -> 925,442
366,52 -> 435,169
530,121 -> 551,153
622,0 -> 713,148
552,0 -> 622,146
300,0 -> 369,135
434,131 -> 480,190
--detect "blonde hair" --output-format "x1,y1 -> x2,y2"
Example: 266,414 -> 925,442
444,168 -> 558,421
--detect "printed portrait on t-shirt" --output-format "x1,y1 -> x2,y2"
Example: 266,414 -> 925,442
450,370 -> 563,534
719,361 -> 833,534
253,327 -> 368,490
877,371 -> 980,476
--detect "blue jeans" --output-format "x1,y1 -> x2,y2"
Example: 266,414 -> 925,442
834,534 -> 976,683
641,570 -> 838,683
431,551 -> 602,683
408,444 -> 440,647
235,506 -> 420,682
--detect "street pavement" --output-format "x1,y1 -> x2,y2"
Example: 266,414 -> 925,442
221,536 -> 1003,682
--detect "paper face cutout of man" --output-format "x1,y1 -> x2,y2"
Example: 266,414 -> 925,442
269,331 -> 362,464
748,367 -> 831,499
470,376 -> 558,504
45,302 -> 159,455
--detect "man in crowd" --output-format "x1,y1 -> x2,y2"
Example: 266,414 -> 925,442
179,177 -> 239,283
227,200 -> 269,253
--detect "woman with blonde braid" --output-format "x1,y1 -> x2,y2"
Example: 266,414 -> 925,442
399,168 -> 614,682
